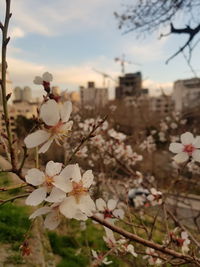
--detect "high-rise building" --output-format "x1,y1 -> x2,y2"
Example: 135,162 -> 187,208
80,81 -> 108,108
173,78 -> 200,112
13,86 -> 32,103
115,72 -> 142,99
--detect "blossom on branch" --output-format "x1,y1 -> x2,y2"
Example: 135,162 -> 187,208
24,99 -> 73,153
25,161 -> 66,206
95,198 -> 124,222
169,132 -> 200,163
53,163 -> 96,220
33,71 -> 53,90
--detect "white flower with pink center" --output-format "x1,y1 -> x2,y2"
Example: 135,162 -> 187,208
91,250 -> 112,266
25,161 -> 66,206
95,198 -> 124,222
53,163 -> 96,220
147,188 -> 162,206
24,99 -> 73,153
103,229 -> 137,257
169,132 -> 200,163
143,248 -> 162,265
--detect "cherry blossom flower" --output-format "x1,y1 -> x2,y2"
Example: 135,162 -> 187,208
169,132 -> 200,163
147,188 -> 162,206
95,198 -> 124,222
53,163 -> 96,220
33,72 -> 53,86
91,250 -> 112,266
170,229 -> 190,254
143,248 -> 162,265
29,203 -> 61,230
181,231 -> 190,254
24,99 -> 73,153
103,229 -> 137,257
25,161 -> 66,206
108,129 -> 126,141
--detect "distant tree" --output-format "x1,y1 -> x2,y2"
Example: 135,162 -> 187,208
115,0 -> 200,64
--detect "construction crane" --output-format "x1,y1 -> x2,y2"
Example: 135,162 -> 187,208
92,68 -> 117,87
114,54 -> 141,75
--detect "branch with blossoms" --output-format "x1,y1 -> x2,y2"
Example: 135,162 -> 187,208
1,1 -> 200,266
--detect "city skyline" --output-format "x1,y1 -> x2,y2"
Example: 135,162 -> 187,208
0,0 -> 200,99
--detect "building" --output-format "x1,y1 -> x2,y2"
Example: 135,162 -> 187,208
80,81 -> 108,109
0,102 -> 39,135
173,78 -> 200,112
115,72 -> 142,99
13,86 -> 32,102
150,95 -> 174,116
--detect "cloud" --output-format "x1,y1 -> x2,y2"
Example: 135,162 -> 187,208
6,0 -> 120,36
7,56 -> 117,91
143,79 -> 173,95
9,27 -> 25,39
124,38 -> 168,62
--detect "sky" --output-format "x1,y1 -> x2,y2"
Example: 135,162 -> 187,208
0,0 -> 200,99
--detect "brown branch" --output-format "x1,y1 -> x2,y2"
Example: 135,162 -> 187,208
1,0 -> 17,169
166,208 -> 200,248
67,115 -> 108,163
91,215 -> 200,266
165,23 -> 200,64
0,193 -> 28,206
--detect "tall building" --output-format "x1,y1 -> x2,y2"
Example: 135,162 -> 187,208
13,86 -> 32,103
80,81 -> 108,108
173,78 -> 200,112
115,72 -> 142,99
150,95 -> 174,116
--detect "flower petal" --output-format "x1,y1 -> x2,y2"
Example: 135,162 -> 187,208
192,136 -> 200,148
59,120 -> 73,133
42,72 -> 53,82
40,99 -> 60,126
59,196 -> 77,218
24,130 -> 50,149
113,208 -> 124,219
60,164 -> 81,182
44,210 -> 61,230
73,210 -> 88,221
169,143 -> 184,153
181,132 -> 194,145
45,187 -> 66,203
78,195 -> 96,216
25,168 -> 45,186
192,150 -> 200,162
38,138 -> 54,153
60,101 -> 72,122
82,170 -> 94,188
96,198 -> 107,211
29,207 -> 51,219
53,175 -> 73,193
45,161 -> 62,177
25,187 -> 47,206
173,152 -> 189,163
33,76 -> 43,85
107,199 -> 117,211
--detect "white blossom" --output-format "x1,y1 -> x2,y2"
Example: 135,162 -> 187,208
33,72 -> 53,85
54,164 -> 96,220
95,198 -> 124,222
25,161 -> 66,206
169,132 -> 200,163
24,99 -> 73,153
